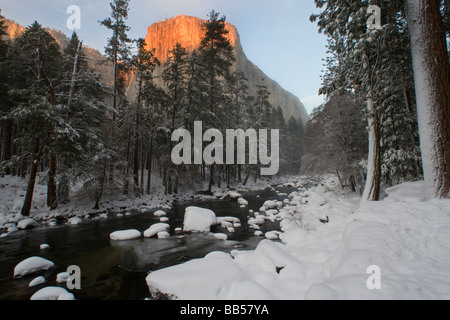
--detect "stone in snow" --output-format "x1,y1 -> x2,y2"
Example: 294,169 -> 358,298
109,229 -> 142,241
14,257 -> 55,278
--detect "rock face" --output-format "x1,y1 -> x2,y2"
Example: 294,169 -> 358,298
131,15 -> 308,125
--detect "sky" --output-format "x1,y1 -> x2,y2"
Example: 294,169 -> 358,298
0,0 -> 328,114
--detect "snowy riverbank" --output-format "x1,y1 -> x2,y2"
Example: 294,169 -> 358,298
146,180 -> 450,300
0,173 -> 313,235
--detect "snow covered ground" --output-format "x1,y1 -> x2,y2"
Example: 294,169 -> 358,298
146,180 -> 450,300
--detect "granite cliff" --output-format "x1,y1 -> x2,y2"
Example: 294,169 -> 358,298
131,15 -> 308,125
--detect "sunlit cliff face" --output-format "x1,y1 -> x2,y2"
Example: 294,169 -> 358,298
139,15 -> 308,124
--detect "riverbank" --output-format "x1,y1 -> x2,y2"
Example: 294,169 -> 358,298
146,180 -> 450,300
0,173 -> 319,236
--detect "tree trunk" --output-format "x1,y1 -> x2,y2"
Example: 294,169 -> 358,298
362,93 -> 382,201
133,113 -> 140,187
405,0 -> 450,198
47,154 -> 58,209
1,119 -> 12,174
147,136 -> 153,195
21,141 -> 41,216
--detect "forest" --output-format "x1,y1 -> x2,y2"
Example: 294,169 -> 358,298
0,6 -> 304,215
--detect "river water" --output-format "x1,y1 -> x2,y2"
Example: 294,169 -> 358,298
0,186 -> 298,300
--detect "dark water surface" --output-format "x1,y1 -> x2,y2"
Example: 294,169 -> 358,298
0,186 -> 298,300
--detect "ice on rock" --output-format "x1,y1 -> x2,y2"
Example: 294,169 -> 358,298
144,223 -> 170,238
183,207 -> 217,233
30,287 -> 75,300
14,257 -> 55,278
110,229 -> 142,241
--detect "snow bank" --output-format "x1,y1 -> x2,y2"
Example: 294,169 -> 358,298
145,180 -> 450,300
14,257 -> 55,278
30,287 -> 75,300
146,252 -> 249,300
183,207 -> 217,233
110,229 -> 142,241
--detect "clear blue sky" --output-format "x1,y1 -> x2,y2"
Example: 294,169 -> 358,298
0,0 -> 328,114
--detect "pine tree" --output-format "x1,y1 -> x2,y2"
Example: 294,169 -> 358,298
7,21 -> 64,215
198,10 -> 236,193
100,0 -> 132,122
0,13 -> 12,173
311,0 -> 421,200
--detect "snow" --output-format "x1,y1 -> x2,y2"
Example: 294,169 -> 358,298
30,287 -> 75,300
110,229 -> 142,241
144,223 -> 170,238
145,180 -> 450,300
183,207 -> 217,233
13,257 -> 55,278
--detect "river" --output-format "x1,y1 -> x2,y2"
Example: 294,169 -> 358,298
0,185 -> 299,300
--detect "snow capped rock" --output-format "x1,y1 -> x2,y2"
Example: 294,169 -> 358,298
264,231 -> 279,240
144,223 -> 170,238
67,217 -> 83,225
110,229 -> 142,241
17,218 -> 38,230
183,207 -> 217,233
154,210 -> 167,217
157,231 -> 170,239
28,276 -> 46,287
40,244 -> 50,250
56,272 -> 71,283
213,233 -> 228,240
30,287 -> 75,300
13,257 -> 55,278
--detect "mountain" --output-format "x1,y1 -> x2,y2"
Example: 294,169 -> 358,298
130,15 -> 308,125
4,16 -> 308,125
3,19 -> 114,86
